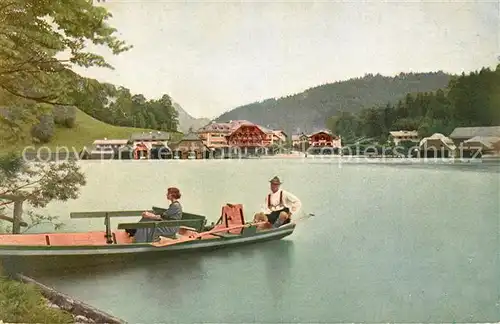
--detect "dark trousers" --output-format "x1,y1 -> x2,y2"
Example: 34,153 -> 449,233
266,207 -> 291,225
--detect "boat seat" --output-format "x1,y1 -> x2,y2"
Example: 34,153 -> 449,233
212,204 -> 246,235
178,226 -> 198,236
0,233 -> 49,246
46,231 -> 110,246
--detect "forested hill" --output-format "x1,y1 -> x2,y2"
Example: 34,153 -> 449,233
332,65 -> 500,144
215,71 -> 451,134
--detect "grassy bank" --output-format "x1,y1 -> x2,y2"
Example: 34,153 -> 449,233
1,109 -> 182,152
0,266 -> 73,323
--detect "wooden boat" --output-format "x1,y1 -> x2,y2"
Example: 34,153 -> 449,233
0,204 -> 298,273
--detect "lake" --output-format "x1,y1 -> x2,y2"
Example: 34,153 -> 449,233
24,158 -> 500,322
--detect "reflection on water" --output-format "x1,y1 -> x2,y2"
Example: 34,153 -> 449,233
262,240 -> 294,305
26,160 -> 500,323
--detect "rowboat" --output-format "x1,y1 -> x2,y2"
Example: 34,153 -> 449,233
0,204 -> 301,273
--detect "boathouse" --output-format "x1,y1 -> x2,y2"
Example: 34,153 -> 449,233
459,136 -> 500,158
170,132 -> 208,159
130,131 -> 170,146
89,139 -> 128,160
133,142 -> 149,159
150,143 -> 172,159
92,139 -> 128,150
449,126 -> 500,147
129,132 -> 171,160
418,133 -> 456,158
449,126 -> 500,157
117,143 -> 134,160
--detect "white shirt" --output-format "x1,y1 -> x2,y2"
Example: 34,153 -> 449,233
261,189 -> 302,215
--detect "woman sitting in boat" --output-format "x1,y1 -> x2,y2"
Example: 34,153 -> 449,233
127,187 -> 183,243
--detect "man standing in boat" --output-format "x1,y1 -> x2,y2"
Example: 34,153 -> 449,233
254,176 -> 302,228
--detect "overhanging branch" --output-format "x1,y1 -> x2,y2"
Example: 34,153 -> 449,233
0,84 -> 74,106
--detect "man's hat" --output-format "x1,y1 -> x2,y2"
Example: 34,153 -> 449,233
269,176 -> 282,184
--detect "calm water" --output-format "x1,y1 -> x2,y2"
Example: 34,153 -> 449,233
28,159 -> 499,323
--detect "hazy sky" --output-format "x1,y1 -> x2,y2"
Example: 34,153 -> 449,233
74,0 -> 499,118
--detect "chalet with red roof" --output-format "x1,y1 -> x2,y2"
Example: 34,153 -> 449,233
197,120 -> 285,155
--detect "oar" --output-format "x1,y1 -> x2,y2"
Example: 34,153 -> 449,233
292,212 -> 315,222
151,211 -> 315,248
151,221 -> 268,247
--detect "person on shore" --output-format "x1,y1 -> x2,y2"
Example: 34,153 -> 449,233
127,187 -> 183,243
253,176 -> 302,229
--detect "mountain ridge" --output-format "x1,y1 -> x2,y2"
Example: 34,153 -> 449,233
214,71 -> 453,134
173,102 -> 211,133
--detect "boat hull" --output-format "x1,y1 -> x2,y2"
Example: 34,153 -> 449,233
0,224 -> 295,273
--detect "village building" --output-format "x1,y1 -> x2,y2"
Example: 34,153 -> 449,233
130,131 -> 171,160
89,139 -> 128,160
170,132 -> 208,159
197,120 -> 275,156
388,130 -> 420,146
271,130 -> 288,146
418,133 -> 456,158
305,130 -> 342,154
258,125 -> 273,147
308,130 -> 341,147
460,136 -> 500,158
92,139 -> 129,150
225,121 -> 268,155
130,131 -> 170,147
449,126 -> 500,146
291,133 -> 309,150
116,144 -> 134,160
449,126 -> 500,158
197,122 -> 233,149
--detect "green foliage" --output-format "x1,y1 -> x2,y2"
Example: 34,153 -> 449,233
31,114 -> 55,143
216,72 -> 451,134
69,82 -> 180,132
53,105 -> 77,128
0,210 -> 65,234
0,0 -> 179,147
325,116 -> 338,134
0,0 -> 131,141
0,156 -> 86,233
333,112 -> 360,143
394,140 -> 420,157
0,151 -> 24,178
329,65 -> 500,142
1,108 -> 163,152
0,160 -> 86,208
0,276 -> 73,323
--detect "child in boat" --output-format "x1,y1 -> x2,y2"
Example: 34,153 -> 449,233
128,187 -> 183,243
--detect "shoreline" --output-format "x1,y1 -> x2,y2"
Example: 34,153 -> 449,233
12,274 -> 126,324
18,152 -> 500,164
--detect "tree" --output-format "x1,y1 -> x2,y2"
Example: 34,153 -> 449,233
325,65 -> 500,143
0,1 -> 130,233
0,0 -> 131,136
325,116 -> 338,134
53,105 -> 77,128
30,113 -> 55,143
0,153 -> 86,234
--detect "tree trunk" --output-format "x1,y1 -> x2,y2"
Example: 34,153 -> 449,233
12,200 -> 24,234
